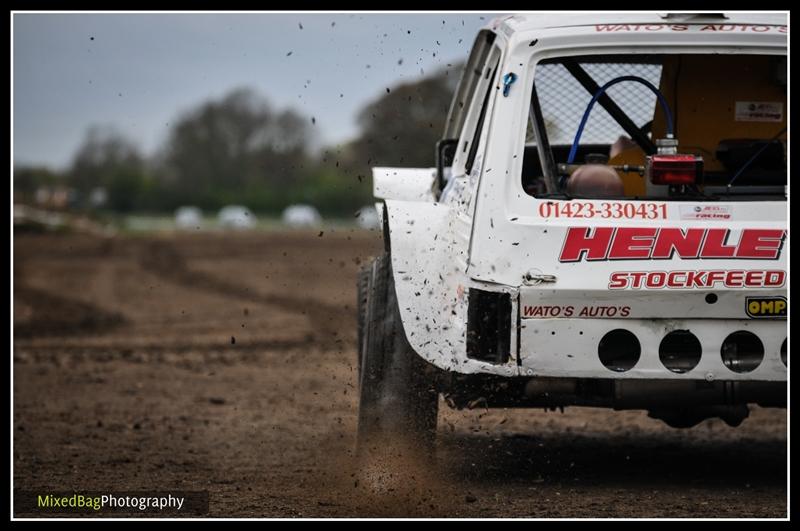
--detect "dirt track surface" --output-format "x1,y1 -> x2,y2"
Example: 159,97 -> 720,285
14,231 -> 787,518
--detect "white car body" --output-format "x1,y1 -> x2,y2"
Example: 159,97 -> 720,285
175,206 -> 203,230
281,204 -> 322,228
374,12 -> 787,391
218,205 -> 256,229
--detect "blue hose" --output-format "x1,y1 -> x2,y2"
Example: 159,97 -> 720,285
566,76 -> 674,165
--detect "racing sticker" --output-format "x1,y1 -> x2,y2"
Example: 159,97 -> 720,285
745,296 -> 787,318
735,102 -> 784,122
608,269 -> 786,290
679,205 -> 732,221
522,305 -> 631,318
594,24 -> 786,34
559,227 -> 786,262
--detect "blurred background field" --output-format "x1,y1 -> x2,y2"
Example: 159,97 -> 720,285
119,213 -> 374,233
13,13 -> 497,235
14,68 -> 459,233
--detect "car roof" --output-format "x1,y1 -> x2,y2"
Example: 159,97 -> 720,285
488,12 -> 787,34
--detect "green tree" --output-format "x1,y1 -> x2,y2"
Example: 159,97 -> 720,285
68,126 -> 148,212
158,87 -> 313,211
13,166 -> 62,203
343,62 -> 463,173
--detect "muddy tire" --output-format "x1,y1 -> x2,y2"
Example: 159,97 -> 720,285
356,254 -> 439,467
356,263 -> 371,378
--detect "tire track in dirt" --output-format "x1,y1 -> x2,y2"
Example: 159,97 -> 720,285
13,338 -> 325,370
14,247 -> 126,339
138,240 -> 346,339
14,284 -> 126,338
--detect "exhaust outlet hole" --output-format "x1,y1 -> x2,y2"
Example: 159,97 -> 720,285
781,338 -> 787,367
659,330 -> 702,374
721,331 -> 764,373
598,329 -> 640,372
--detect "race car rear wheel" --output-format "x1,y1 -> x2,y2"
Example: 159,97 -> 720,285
356,263 -> 370,379
356,254 -> 439,467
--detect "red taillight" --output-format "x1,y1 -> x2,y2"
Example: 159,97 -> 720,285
647,154 -> 703,185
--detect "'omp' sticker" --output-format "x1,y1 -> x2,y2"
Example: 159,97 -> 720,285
745,296 -> 787,318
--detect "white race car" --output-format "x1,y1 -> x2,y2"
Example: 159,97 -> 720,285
356,12 -> 787,462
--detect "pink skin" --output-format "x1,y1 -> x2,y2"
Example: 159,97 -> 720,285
567,164 -> 624,198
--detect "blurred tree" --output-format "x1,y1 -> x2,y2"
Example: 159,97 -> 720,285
159,87 -> 313,210
342,62 -> 463,173
68,126 -> 148,212
13,166 -> 61,203
45,66 -> 467,217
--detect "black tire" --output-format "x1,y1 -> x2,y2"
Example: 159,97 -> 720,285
356,255 -> 439,466
356,263 -> 371,379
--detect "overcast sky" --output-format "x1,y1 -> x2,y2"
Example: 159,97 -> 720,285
13,12 -> 506,170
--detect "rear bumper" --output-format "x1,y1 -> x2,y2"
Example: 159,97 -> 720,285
518,317 -> 787,381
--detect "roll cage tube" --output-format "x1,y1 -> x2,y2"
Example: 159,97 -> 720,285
529,84 -> 559,193
567,76 -> 674,165
562,59 -> 658,156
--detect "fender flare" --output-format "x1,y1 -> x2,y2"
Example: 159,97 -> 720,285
383,199 -> 517,376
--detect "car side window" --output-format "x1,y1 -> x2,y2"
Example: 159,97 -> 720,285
465,62 -> 499,176
452,48 -> 501,178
